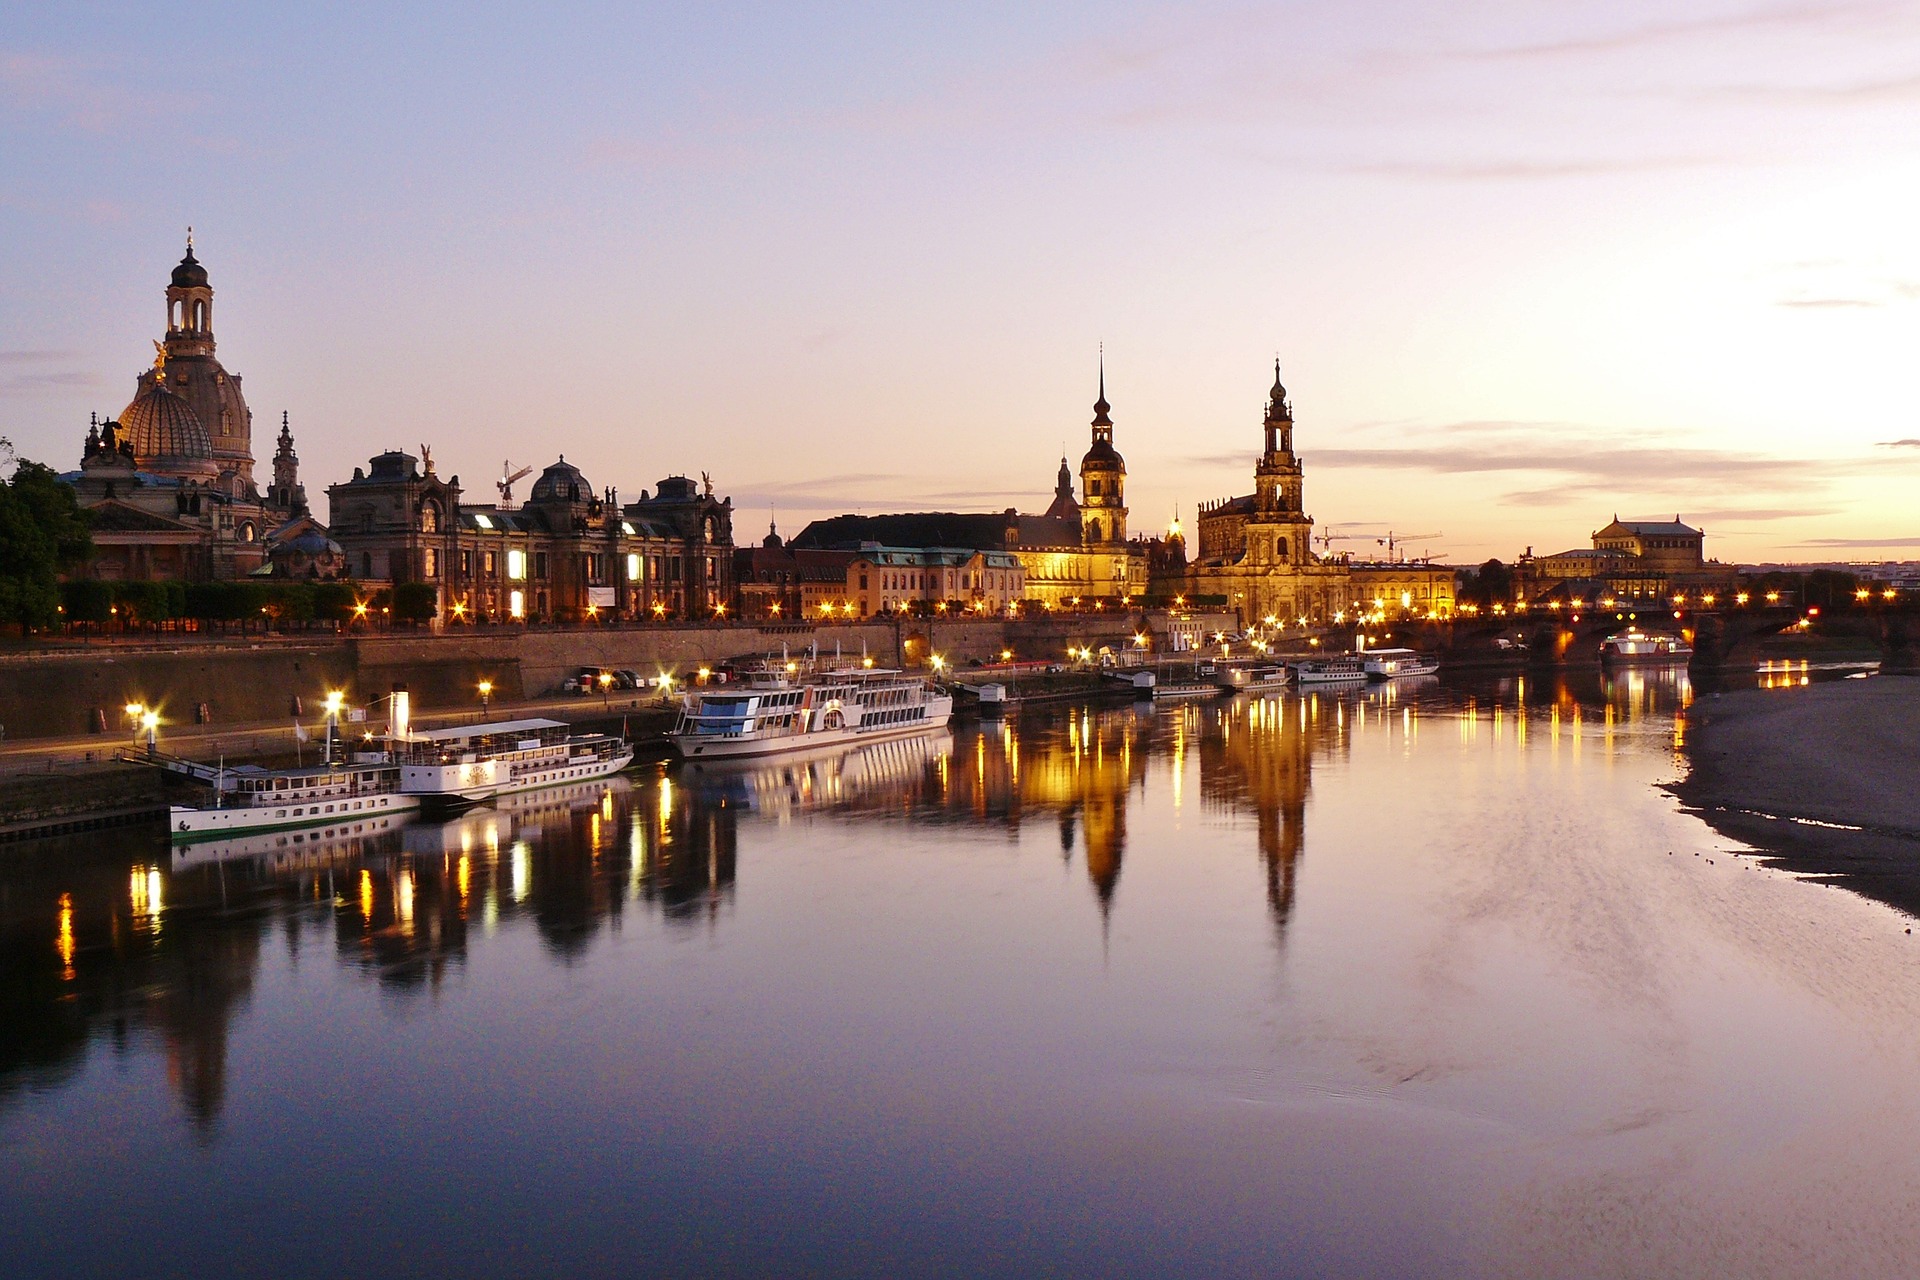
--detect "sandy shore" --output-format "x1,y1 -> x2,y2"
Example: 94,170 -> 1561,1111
1676,675 -> 1920,916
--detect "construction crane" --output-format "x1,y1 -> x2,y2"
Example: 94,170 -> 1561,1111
1314,529 -> 1372,551
1377,530 -> 1442,562
496,460 -> 534,508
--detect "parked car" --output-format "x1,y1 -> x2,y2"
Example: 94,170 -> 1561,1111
612,669 -> 642,690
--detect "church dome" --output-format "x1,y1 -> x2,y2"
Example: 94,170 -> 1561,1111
121,382 -> 214,468
529,457 -> 591,503
171,248 -> 208,289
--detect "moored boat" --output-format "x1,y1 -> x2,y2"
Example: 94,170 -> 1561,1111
163,717 -> 632,842
671,667 -> 953,761
1220,664 -> 1293,694
396,718 -> 634,815
1292,656 -> 1369,685
1599,629 -> 1692,665
1362,648 -> 1441,680
166,761 -> 420,843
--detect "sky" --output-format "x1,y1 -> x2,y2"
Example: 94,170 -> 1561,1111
4,1 -> 1920,565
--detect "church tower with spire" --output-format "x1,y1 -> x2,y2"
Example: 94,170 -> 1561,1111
1243,360 -> 1313,569
1078,360 -> 1127,547
128,231 -> 256,482
270,412 -> 306,515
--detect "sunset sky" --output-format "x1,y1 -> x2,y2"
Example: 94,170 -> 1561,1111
5,2 -> 1920,564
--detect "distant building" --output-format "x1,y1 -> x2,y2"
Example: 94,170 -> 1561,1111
1517,516 -> 1733,605
1347,562 -> 1456,620
61,240 -> 311,581
791,370 -> 1149,605
734,524 -> 859,620
846,546 -> 1025,617
328,454 -> 734,623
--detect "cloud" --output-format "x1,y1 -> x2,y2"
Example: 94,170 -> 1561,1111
0,350 -> 78,365
1795,535 -> 1920,547
0,370 -> 103,396
1306,442 -> 1817,485
1778,297 -> 1881,308
1342,156 -> 1730,182
1878,439 -> 1920,448
1714,71 -> 1920,106
1691,507 -> 1839,522
1464,4 -> 1899,61
0,52 -> 202,132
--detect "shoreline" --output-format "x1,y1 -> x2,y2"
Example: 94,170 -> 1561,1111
1673,675 -> 1920,917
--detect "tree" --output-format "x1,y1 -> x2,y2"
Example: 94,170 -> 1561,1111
393,582 -> 438,624
1456,559 -> 1513,610
0,446 -> 93,632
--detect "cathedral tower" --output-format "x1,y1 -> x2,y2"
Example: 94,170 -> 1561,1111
1247,360 -> 1314,568
1079,362 -> 1127,547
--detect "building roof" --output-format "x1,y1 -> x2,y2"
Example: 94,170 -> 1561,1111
170,245 -> 208,290
1596,517 -> 1702,538
850,545 -> 1022,569
529,458 -> 591,503
409,718 -> 567,743
84,500 -> 201,534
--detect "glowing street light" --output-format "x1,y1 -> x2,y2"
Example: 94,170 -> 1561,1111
478,679 -> 493,717
140,709 -> 160,756
323,690 -> 345,764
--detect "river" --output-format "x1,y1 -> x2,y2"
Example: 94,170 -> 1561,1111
5,671 -> 1920,1278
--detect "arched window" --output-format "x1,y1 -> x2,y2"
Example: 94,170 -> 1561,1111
1277,537 -> 1288,560
193,300 -> 206,330
241,522 -> 256,543
420,501 -> 440,533
361,552 -> 373,577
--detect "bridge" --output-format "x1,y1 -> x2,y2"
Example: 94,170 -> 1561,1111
1429,602 -> 1919,671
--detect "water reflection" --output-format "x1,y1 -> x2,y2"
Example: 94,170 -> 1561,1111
0,671 -> 1707,1132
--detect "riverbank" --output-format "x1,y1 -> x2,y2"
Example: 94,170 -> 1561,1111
1674,675 -> 1920,916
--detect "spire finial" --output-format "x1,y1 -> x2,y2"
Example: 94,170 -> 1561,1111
1092,347 -> 1111,426
186,226 -> 194,254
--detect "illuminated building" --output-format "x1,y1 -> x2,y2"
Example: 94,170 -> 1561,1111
788,367 -> 1150,606
62,239 -> 314,581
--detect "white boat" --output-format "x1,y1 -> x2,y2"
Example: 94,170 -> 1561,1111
1221,664 -> 1293,694
1362,648 -> 1441,680
166,717 -> 632,842
1292,656 -> 1369,685
671,668 -> 953,761
1599,629 -> 1693,665
395,718 -> 634,814
167,761 -> 420,845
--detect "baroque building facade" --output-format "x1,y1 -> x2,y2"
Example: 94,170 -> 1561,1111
62,240 -> 315,581
327,453 -> 735,623
1515,516 -> 1733,606
789,371 -> 1149,606
1187,363 -> 1452,626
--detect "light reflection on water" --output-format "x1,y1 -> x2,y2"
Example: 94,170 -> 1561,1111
5,669 -> 1920,1278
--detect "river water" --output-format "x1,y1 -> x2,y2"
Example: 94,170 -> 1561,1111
5,671 -> 1920,1278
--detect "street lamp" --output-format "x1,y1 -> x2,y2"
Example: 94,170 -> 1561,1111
599,670 -> 613,708
478,679 -> 493,718
323,690 -> 344,765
